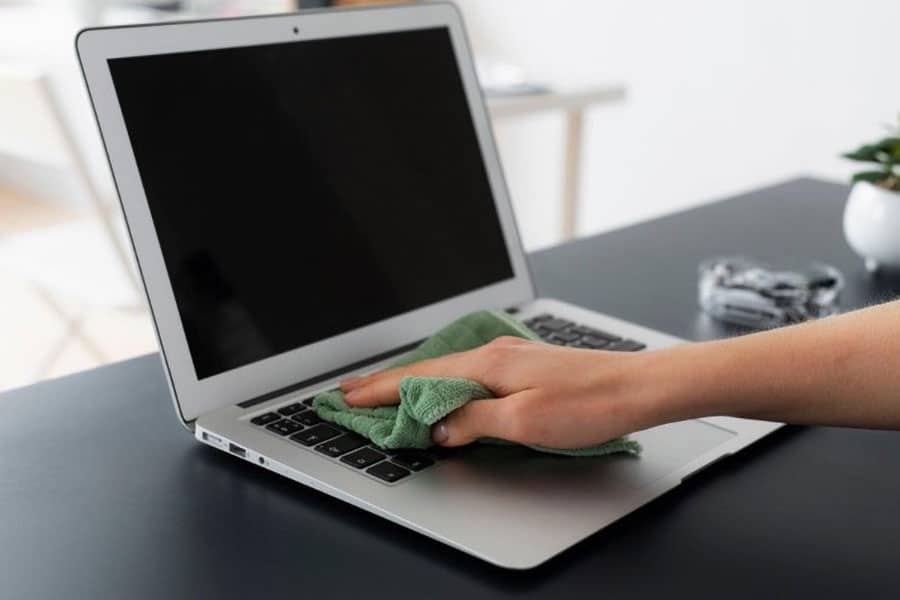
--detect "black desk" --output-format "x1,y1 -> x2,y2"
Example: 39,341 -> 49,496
3,178 -> 899,599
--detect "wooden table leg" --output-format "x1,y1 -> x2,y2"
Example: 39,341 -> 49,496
561,107 -> 584,240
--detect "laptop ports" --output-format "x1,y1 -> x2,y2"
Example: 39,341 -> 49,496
229,443 -> 247,458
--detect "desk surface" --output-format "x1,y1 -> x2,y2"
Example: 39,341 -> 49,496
3,178 -> 900,599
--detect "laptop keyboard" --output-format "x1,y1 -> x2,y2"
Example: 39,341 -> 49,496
523,313 -> 647,351
246,312 -> 645,485
249,402 -> 440,485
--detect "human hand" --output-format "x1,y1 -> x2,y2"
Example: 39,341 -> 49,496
340,336 -> 662,449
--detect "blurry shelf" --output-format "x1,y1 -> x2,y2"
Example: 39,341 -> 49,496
487,84 -> 627,241
486,84 -> 626,118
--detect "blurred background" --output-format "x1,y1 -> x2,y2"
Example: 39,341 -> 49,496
2,0 -> 899,392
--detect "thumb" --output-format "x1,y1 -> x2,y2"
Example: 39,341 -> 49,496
431,396 -> 515,447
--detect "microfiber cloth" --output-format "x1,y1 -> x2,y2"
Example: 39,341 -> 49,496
313,310 -> 641,457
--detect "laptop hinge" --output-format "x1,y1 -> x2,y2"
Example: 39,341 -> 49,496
236,338 -> 423,410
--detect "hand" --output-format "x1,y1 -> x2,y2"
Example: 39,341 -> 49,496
340,336 -> 661,449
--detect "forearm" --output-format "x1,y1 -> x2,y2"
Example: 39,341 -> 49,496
642,300 -> 900,429
344,301 -> 900,449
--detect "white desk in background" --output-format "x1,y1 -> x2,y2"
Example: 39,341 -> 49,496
487,84 -> 627,241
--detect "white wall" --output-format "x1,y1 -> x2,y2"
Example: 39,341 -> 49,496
5,1 -> 899,248
455,0 -> 900,249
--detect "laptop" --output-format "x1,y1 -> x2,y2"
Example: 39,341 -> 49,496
76,3 -> 780,569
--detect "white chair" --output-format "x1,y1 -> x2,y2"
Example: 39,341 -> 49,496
0,66 -> 145,377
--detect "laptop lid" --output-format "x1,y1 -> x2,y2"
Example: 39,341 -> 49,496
76,4 -> 534,424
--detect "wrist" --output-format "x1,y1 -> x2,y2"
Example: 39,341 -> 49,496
625,341 -> 732,427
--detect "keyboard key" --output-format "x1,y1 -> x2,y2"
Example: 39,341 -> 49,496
376,446 -> 401,456
539,318 -> 574,331
250,412 -> 280,426
390,451 -> 435,472
315,434 -> 368,457
524,318 -> 552,328
606,339 -> 646,352
528,313 -> 638,354
428,446 -> 458,461
581,335 -> 612,348
531,326 -> 553,339
572,326 -> 621,342
527,313 -> 553,323
290,424 -> 341,446
341,447 -> 387,469
293,411 -> 322,426
266,419 -> 303,436
549,330 -> 580,343
367,462 -> 411,483
302,397 -> 314,407
277,402 -> 304,416
567,340 -> 597,349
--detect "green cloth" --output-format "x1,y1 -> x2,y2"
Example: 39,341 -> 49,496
313,310 -> 641,457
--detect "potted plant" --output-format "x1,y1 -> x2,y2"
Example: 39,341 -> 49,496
842,119 -> 900,272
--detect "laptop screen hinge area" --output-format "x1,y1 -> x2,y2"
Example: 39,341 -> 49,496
235,338 -> 422,410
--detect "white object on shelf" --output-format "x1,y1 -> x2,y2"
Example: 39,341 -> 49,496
487,84 -> 626,240
843,180 -> 900,272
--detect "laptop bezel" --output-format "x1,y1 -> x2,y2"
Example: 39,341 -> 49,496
76,4 -> 535,424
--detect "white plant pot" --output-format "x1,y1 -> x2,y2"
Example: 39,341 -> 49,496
843,180 -> 900,272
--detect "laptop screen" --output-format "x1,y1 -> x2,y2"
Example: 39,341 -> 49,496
108,27 -> 514,379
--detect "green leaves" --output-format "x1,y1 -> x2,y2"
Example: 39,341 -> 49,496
842,137 -> 900,164
842,118 -> 900,190
851,170 -> 890,184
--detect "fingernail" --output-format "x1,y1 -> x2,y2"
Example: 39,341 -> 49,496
344,389 -> 360,404
431,421 -> 449,444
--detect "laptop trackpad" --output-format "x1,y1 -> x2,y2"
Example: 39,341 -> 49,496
607,419 -> 736,488
445,419 -> 735,492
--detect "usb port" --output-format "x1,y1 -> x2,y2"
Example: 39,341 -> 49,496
229,443 -> 246,458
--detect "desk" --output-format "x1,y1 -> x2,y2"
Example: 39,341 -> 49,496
2,178 -> 899,599
487,85 -> 627,241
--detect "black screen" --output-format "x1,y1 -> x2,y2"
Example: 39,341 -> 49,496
108,27 -> 514,379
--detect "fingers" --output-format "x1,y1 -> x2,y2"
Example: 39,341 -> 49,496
431,397 -> 503,446
339,336 -> 532,409
341,353 -> 477,407
342,368 -> 406,407
432,391 -> 534,447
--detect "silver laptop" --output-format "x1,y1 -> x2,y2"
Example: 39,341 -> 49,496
76,3 -> 780,569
